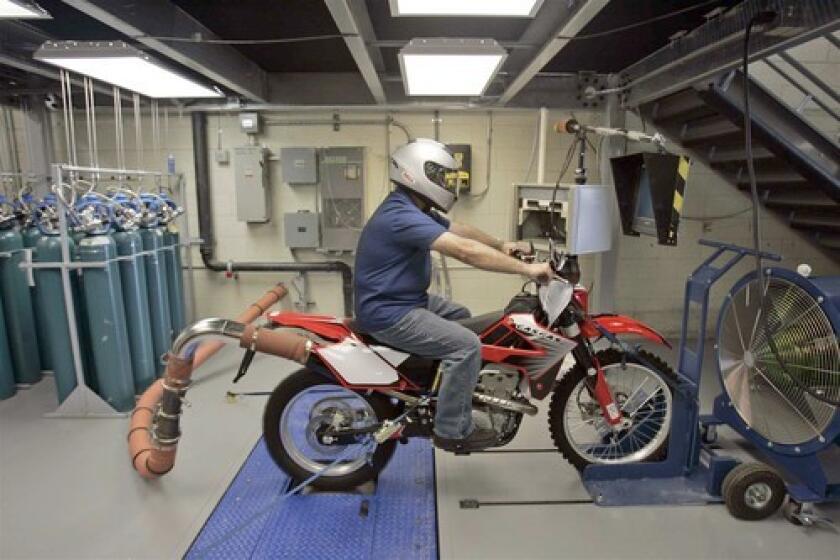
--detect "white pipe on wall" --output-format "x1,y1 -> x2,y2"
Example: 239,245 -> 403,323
536,107 -> 548,184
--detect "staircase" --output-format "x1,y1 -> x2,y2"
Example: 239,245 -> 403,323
639,66 -> 840,258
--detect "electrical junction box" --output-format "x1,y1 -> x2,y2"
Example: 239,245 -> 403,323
446,144 -> 471,193
239,112 -> 261,134
234,145 -> 271,223
319,147 -> 364,252
215,149 -> 230,165
284,211 -> 320,249
281,147 -> 318,184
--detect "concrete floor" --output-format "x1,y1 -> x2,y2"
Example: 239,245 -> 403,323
0,348 -> 298,559
1,341 -> 838,559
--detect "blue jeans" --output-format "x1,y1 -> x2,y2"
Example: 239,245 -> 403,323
372,295 -> 481,439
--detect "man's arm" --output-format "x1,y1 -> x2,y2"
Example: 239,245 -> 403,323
432,232 -> 551,283
448,220 -> 532,256
448,220 -> 504,251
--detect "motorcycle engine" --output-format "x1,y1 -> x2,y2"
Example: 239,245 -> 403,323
476,365 -> 524,445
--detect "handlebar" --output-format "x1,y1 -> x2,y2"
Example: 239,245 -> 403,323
698,239 -> 782,261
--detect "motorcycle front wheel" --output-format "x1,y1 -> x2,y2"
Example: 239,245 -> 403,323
548,348 -> 675,471
263,369 -> 398,491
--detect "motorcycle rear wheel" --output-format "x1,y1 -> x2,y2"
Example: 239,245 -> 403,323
263,369 -> 398,491
548,348 -> 675,471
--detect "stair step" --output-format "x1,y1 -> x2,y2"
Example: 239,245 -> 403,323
736,171 -> 807,185
815,233 -> 840,250
649,89 -> 708,121
790,213 -> 840,231
681,116 -> 740,144
707,145 -> 774,163
764,189 -> 839,209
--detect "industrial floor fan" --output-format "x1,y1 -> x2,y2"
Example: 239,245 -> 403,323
712,266 -> 840,523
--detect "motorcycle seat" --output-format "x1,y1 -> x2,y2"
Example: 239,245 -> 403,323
346,309 -> 503,339
456,310 -> 504,334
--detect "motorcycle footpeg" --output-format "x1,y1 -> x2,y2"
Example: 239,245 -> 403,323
373,420 -> 403,443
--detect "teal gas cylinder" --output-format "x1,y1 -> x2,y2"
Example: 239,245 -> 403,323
113,221 -> 156,393
163,225 -> 186,336
139,226 -> 172,376
0,227 -> 42,385
78,234 -> 134,410
0,294 -> 17,399
75,196 -> 135,412
34,235 -> 79,403
22,225 -> 52,371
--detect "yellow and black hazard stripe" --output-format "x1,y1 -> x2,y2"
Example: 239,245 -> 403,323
666,155 -> 690,244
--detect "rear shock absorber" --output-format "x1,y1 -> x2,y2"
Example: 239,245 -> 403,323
557,309 -> 622,427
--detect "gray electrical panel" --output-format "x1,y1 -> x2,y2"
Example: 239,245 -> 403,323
234,145 -> 270,223
319,147 -> 364,252
281,147 -> 318,184
284,211 -> 320,248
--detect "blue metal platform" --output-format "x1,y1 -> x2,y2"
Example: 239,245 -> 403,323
186,438 -> 437,559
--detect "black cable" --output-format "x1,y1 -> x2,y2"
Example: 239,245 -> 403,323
138,1 -> 727,46
549,136 -> 579,240
136,33 -> 355,45
742,12 -> 840,407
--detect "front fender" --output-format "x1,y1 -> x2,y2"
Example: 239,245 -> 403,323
581,314 -> 671,349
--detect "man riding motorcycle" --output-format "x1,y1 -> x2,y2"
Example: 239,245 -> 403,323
354,139 -> 552,453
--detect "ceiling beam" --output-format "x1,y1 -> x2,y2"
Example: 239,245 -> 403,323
61,0 -> 269,102
498,0 -> 609,105
324,0 -> 387,104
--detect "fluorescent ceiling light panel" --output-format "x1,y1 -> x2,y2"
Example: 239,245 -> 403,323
0,0 -> 50,18
399,38 -> 507,96
390,0 -> 543,17
34,41 -> 222,98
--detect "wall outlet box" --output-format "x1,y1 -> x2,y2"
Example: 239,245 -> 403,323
284,211 -> 320,248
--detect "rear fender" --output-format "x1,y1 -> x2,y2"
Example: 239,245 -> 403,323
581,314 -> 671,349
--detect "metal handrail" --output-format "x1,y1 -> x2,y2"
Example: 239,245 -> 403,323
763,58 -> 840,121
755,33 -> 840,123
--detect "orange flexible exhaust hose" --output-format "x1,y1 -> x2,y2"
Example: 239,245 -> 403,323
192,283 -> 289,369
128,283 -> 311,479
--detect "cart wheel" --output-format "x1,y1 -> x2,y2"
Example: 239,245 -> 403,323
700,424 -> 718,444
722,462 -> 786,521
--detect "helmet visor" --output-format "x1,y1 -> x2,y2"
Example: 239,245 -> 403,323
424,161 -> 454,191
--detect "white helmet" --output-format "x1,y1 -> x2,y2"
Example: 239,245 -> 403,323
390,138 -> 460,212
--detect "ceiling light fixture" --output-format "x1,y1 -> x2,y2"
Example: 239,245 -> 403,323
390,0 -> 543,17
399,38 -> 507,96
0,0 -> 50,18
34,41 -> 222,99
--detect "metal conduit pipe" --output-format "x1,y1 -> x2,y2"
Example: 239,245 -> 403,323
191,112 -> 354,317
263,116 -> 412,142
128,283 -> 311,479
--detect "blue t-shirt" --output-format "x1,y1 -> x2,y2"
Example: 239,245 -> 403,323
354,188 -> 450,331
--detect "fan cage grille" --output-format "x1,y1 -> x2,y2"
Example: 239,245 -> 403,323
717,276 -> 839,445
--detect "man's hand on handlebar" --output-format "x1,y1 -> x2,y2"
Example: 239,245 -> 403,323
502,240 -> 535,259
525,261 -> 553,284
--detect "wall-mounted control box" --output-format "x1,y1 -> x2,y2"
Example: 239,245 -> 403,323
320,147 -> 364,252
234,145 -> 270,223
284,211 -> 320,248
239,112 -> 261,134
281,147 -> 318,184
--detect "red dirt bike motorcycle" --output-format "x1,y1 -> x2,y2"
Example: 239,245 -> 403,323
253,243 -> 676,490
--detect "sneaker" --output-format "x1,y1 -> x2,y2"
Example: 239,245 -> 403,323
433,426 -> 498,453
